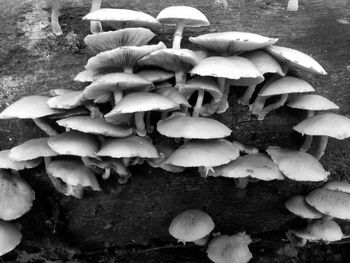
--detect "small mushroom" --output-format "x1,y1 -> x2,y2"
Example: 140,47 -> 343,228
323,180 -> 350,194
0,150 -> 41,171
285,195 -> 323,220
0,221 -> 22,256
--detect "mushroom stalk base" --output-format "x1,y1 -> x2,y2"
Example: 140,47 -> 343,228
238,85 -> 256,105
135,112 -> 146,137
172,22 -> 185,49
314,136 -> 329,160
33,118 -> 58,136
257,94 -> 288,120
50,0 -> 62,36
90,0 -> 102,33
192,90 -> 205,117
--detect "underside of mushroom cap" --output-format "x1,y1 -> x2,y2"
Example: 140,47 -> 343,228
266,146 -> 329,181
47,91 -> 85,110
293,113 -> 350,139
323,181 -> 350,194
285,195 -> 323,219
244,50 -> 285,76
157,6 -> 210,27
189,31 -> 278,55
0,221 -> 22,256
266,45 -> 327,75
287,94 -> 339,111
0,150 -> 41,170
156,88 -> 190,107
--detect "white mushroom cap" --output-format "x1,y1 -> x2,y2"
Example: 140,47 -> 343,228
155,88 -> 190,107
74,69 -> 102,83
259,77 -> 315,97
157,6 -> 209,27
294,219 -> 343,242
47,91 -> 84,110
168,209 -> 214,243
0,221 -> 22,256
180,76 -> 222,101
287,94 -> 339,111
243,50 -> 285,76
137,69 -> 174,83
293,113 -> 350,139
266,146 -> 329,181
0,150 -> 41,170
285,195 -> 323,219
305,188 -> 350,219
323,181 -> 350,194
266,45 -> 327,75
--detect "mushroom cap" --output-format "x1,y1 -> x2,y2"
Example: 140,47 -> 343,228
0,170 -> 35,221
266,146 -> 329,181
155,88 -> 190,107
294,219 -> 343,242
83,8 -> 160,28
0,221 -> 22,256
85,42 -> 166,71
189,31 -> 277,55
285,195 -> 323,219
83,73 -> 152,100
190,56 -> 263,82
305,188 -> 350,219
9,137 -> 58,161
168,209 -> 214,243
323,181 -> 350,194
48,107 -> 90,120
84,28 -> 155,53
139,48 -> 203,73
266,45 -> 327,75
105,92 -> 179,116
259,76 -> 315,97
97,135 -> 159,158
287,94 -> 339,111
50,88 -> 75,96
74,69 -> 103,83
47,91 -> 85,110
214,153 -> 284,181
0,96 -> 60,119
48,160 -> 101,191
48,131 -> 99,158
243,50 -> 285,76
137,69 -> 174,83
166,139 -> 240,167
206,233 -> 253,263
293,113 -> 350,140
157,114 -> 231,139
180,76 -> 222,101
0,150 -> 41,170
157,6 -> 209,27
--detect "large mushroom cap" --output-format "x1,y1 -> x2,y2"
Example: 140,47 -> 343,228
287,94 -> 339,111
47,91 -> 84,110
57,116 -> 132,138
266,146 -> 329,181
84,28 -> 155,53
9,137 -> 58,161
294,219 -> 343,242
266,45 -> 327,75
190,31 -> 277,55
243,50 -> 285,76
169,209 -> 214,243
0,221 -> 22,256
214,153 -> 284,181
157,114 -> 231,139
305,188 -> 350,219
97,135 -> 159,159
166,139 -> 240,167
157,6 -> 209,27
285,195 -> 323,219
0,150 -> 41,170
48,131 -> 99,158
323,181 -> 350,194
0,96 -> 60,119
0,170 -> 35,221
293,113 -> 350,140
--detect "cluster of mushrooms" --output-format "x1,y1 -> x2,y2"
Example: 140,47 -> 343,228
0,3 -> 350,261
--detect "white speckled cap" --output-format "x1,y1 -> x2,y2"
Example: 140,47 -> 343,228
259,77 -> 315,97
157,6 -> 209,27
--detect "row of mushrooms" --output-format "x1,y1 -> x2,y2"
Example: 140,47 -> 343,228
0,4 -> 349,262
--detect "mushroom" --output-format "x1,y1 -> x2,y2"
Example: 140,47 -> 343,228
156,6 -> 210,49
50,0 -> 63,36
206,232 -> 253,263
169,209 -> 214,245
138,68 -> 175,87
323,180 -> 350,194
285,195 -> 323,220
0,150 -> 41,171
286,94 -> 339,152
0,221 -> 22,256
293,113 -> 350,159
89,0 -> 102,33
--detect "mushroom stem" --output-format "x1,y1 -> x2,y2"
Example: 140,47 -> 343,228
238,84 -> 256,105
45,156 -> 70,195
161,111 -> 169,119
232,141 -> 259,155
216,78 -> 229,114
314,136 -> 329,160
257,94 -> 288,120
124,67 -> 133,74
33,118 -> 58,136
192,90 -> 205,117
65,184 -> 84,199
234,178 -> 249,189
175,71 -> 186,90
114,91 -> 123,105
50,0 -> 63,36
146,111 -> 154,133
83,101 -> 103,118
135,112 -> 146,137
90,0 -> 103,33
300,111 -> 315,152
172,22 -> 185,49
250,96 -> 266,116
102,168 -> 111,179
287,0 -> 299,11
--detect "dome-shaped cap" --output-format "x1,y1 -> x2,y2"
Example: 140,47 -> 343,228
294,219 -> 343,242
206,233 -> 253,263
244,50 -> 285,76
266,146 -> 329,181
84,28 -> 155,53
323,181 -> 350,194
0,170 -> 35,221
266,45 -> 327,75
180,76 -> 222,101
137,69 -> 174,83
155,88 -> 190,107
97,135 -> 159,158
0,221 -> 22,256
47,91 -> 84,110
259,76 -> 315,97
48,131 -> 99,158
305,188 -> 350,219
0,150 -> 41,170
285,195 -> 323,219
57,116 -> 132,138
293,113 -> 350,140
166,139 -> 240,167
74,69 -> 102,83
9,137 -> 58,161
157,6 -> 209,27
157,114 -> 231,139
214,153 -> 284,181
0,96 -> 60,119
169,209 -> 214,243
287,94 -> 339,111
190,31 -> 277,55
